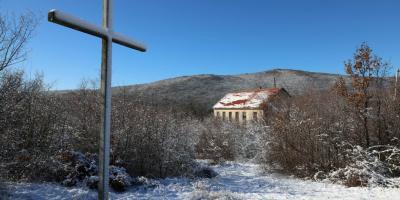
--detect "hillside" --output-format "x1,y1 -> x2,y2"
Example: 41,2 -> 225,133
115,69 -> 345,113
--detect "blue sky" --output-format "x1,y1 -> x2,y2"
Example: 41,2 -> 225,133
2,0 -> 400,89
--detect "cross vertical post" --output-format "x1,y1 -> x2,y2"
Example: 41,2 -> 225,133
99,0 -> 112,199
47,0 -> 146,199
395,68 -> 399,99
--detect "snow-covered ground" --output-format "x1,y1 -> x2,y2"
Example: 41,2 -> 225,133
6,162 -> 400,200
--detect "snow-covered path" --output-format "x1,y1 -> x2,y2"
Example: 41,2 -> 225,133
7,162 -> 400,200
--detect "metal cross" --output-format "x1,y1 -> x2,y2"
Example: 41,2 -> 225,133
48,0 -> 146,199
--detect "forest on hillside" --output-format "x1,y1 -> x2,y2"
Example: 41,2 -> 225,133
1,12 -> 400,197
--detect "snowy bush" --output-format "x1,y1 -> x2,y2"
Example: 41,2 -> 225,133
195,117 -> 265,164
58,151 -> 98,187
192,161 -> 218,178
188,179 -> 242,200
325,145 -> 400,187
369,145 -> 400,177
54,151 -> 136,191
193,167 -> 218,178
195,118 -> 236,163
109,166 -> 135,191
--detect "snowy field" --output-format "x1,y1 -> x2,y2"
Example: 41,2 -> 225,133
6,162 -> 400,200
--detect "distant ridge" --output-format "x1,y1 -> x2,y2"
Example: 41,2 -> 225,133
114,68 -> 346,112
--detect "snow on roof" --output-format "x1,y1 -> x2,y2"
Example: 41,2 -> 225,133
213,88 -> 282,109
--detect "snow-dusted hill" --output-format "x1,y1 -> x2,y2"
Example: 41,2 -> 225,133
110,69 -> 347,116
6,162 -> 399,200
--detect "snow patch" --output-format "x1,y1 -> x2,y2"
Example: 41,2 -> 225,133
6,162 -> 400,200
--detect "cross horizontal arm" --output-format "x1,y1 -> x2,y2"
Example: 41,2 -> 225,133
48,9 -> 146,52
112,32 -> 147,52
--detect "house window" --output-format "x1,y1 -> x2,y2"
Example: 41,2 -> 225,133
229,112 -> 232,120
222,112 -> 226,120
253,112 -> 258,120
235,112 -> 239,121
216,111 -> 220,118
242,112 -> 246,120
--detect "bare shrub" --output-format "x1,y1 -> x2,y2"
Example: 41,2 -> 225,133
0,70 -> 65,181
111,88 -> 201,178
63,80 -> 101,153
196,118 -> 236,163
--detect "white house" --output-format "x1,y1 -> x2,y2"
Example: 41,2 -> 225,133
213,87 -> 289,122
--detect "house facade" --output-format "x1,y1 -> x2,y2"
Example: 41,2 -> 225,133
213,88 -> 289,122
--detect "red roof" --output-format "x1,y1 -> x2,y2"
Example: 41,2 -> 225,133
213,88 -> 286,109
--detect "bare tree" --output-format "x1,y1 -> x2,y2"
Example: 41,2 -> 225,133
0,12 -> 37,72
342,42 -> 388,146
